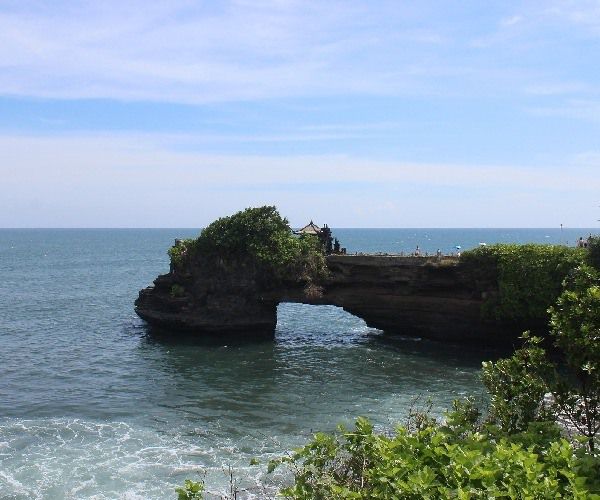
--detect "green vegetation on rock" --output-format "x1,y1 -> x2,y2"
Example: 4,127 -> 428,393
461,243 -> 586,323
168,238 -> 195,268
168,206 -> 328,288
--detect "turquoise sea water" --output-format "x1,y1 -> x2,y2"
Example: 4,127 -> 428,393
0,228 -> 595,499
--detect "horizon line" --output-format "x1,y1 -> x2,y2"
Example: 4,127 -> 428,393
1,227 -> 597,231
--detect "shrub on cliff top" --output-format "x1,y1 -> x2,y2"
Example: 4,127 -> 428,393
461,243 -> 585,323
169,206 -> 328,287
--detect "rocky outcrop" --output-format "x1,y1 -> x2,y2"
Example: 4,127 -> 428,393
136,257 -> 280,335
135,253 -> 525,342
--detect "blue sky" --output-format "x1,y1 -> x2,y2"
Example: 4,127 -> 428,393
1,0 -> 599,227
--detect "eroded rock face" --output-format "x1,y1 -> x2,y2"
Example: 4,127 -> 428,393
303,255 -> 506,342
135,257 -> 279,335
135,254 -> 518,342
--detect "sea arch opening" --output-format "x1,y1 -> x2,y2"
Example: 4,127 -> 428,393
275,303 -> 381,343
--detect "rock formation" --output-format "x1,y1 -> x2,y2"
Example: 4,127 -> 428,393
135,253 -> 525,342
136,256 -> 279,335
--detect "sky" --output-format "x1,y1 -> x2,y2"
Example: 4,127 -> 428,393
1,0 -> 599,228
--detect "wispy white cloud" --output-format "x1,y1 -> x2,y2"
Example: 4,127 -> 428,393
2,0 -> 597,105
0,1 -> 455,103
524,82 -> 591,95
1,132 -> 598,227
500,15 -> 523,27
3,132 -> 598,189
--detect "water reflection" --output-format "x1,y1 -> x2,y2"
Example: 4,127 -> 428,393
367,333 -> 512,368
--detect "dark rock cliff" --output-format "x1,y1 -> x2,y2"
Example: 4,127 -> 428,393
135,254 -> 523,342
136,257 -> 280,335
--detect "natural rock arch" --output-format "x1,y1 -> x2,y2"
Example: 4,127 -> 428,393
136,254 -> 515,342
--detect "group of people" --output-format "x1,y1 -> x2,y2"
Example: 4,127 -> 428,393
412,246 -> 445,258
577,235 -> 594,248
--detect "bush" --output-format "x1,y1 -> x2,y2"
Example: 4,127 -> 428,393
481,334 -> 552,433
168,239 -> 195,268
478,263 -> 600,454
268,415 -> 600,499
548,264 -> 600,453
168,206 -> 328,288
461,244 -> 585,322
588,236 -> 600,270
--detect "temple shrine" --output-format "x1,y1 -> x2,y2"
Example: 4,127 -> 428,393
295,220 -> 345,254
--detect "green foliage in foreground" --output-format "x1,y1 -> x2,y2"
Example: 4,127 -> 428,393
176,479 -> 204,499
168,206 -> 328,287
269,415 -> 600,499
461,243 -> 585,322
481,334 -> 552,434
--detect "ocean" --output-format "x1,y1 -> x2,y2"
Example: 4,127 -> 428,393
0,228 -> 595,499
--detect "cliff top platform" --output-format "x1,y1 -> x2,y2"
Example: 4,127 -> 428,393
327,254 -> 460,265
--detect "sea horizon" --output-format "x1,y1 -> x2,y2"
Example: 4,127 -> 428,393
1,226 -> 597,230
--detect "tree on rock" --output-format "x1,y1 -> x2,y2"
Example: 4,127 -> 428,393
169,206 -> 328,290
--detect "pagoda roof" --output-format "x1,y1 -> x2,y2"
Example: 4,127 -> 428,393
296,220 -> 321,235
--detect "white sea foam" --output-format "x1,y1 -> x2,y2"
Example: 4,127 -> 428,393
0,417 -> 280,499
